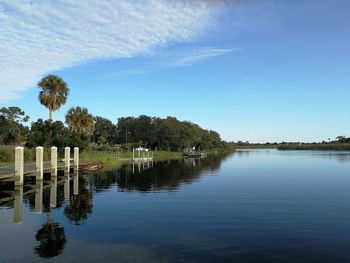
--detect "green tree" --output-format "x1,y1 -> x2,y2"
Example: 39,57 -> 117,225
93,116 -> 117,144
65,106 -> 94,135
115,115 -> 225,151
38,75 -> 69,127
26,119 -> 69,148
0,106 -> 29,144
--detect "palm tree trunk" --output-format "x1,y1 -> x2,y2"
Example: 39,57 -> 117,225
49,109 -> 53,127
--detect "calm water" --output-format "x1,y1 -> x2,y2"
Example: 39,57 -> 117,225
1,149 -> 350,263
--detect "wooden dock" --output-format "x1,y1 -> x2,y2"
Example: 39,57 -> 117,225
0,146 -> 79,186
0,146 -> 81,224
0,160 -> 70,181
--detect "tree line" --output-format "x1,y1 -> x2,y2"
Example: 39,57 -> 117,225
0,74 -> 231,151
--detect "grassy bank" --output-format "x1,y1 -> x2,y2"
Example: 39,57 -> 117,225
277,143 -> 350,151
80,150 -> 183,166
0,144 -> 230,167
0,145 -> 54,165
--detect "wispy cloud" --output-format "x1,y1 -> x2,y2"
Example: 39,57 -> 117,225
168,47 -> 242,67
110,46 -> 241,77
0,0 -> 227,102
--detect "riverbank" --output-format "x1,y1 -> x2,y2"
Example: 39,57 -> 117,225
79,150 -> 183,166
0,144 -> 234,167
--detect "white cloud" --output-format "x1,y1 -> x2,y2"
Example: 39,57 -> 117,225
168,47 -> 242,67
110,47 -> 241,77
0,0 -> 227,102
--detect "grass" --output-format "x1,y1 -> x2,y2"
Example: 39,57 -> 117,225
0,144 -> 227,167
0,145 -> 61,166
277,143 -> 350,151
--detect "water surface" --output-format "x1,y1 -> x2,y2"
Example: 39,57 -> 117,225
1,149 -> 350,262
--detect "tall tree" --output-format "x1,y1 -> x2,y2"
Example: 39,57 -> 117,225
38,75 -> 69,127
0,106 -> 29,144
65,106 -> 94,135
93,116 -> 117,144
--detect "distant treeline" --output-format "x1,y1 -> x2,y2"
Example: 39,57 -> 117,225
99,115 -> 231,151
277,143 -> 350,151
235,137 -> 350,151
0,106 -> 233,152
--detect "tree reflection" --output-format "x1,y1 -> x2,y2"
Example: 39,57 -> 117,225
116,154 -> 229,192
64,177 -> 93,225
35,214 -> 66,258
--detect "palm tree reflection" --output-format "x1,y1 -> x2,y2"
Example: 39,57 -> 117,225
64,178 -> 93,225
35,214 -> 66,258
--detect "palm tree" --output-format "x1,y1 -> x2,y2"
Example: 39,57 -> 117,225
65,106 -> 94,135
38,75 -> 69,127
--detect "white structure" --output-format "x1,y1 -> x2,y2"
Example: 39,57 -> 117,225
35,146 -> 44,181
74,147 -> 79,171
15,146 -> 24,186
51,146 -> 58,176
132,147 -> 153,162
64,147 -> 70,173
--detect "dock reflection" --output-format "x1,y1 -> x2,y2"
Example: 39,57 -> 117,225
63,176 -> 70,200
13,185 -> 23,224
35,181 -> 43,214
50,177 -> 57,208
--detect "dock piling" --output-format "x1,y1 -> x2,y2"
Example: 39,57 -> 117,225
36,146 -> 44,181
65,147 -> 70,174
15,146 -> 24,186
51,146 -> 57,176
74,147 -> 79,171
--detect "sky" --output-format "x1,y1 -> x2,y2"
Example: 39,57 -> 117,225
0,0 -> 350,143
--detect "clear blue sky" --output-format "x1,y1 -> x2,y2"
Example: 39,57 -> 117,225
1,1 -> 349,143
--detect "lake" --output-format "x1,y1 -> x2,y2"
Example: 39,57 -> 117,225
1,149 -> 350,263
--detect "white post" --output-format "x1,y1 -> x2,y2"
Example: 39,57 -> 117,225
74,147 -> 79,171
15,146 -> 24,186
133,148 -> 135,161
65,147 -> 70,173
51,146 -> 57,176
36,146 -> 44,181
